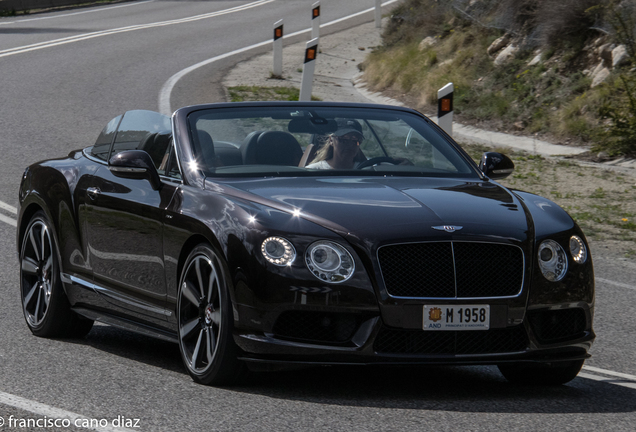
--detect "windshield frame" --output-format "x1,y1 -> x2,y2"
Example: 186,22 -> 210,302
175,102 -> 484,182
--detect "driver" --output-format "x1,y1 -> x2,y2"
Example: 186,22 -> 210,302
306,119 -> 365,169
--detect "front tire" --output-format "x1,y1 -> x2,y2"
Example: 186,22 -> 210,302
498,360 -> 585,385
177,244 -> 245,386
20,210 -> 93,338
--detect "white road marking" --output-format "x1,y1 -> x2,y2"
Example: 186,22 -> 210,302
0,0 -> 155,25
0,390 -> 137,432
578,372 -> 636,390
583,365 -> 636,381
158,0 -> 400,115
0,200 -> 17,214
0,214 -> 17,227
0,0 -> 275,59
596,277 -> 635,291
0,200 -> 18,227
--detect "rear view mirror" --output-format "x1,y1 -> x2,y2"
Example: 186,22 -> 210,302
479,152 -> 514,179
109,150 -> 161,190
288,118 -> 337,134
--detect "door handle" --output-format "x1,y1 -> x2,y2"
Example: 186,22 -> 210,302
87,187 -> 101,200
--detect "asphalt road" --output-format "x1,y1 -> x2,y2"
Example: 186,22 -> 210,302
0,1 -> 635,431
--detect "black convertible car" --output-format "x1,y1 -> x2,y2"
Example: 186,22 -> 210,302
17,102 -> 594,386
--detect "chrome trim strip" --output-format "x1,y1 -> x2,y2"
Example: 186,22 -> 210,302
377,240 -> 526,300
109,166 -> 147,173
83,148 -> 108,165
64,273 -> 172,317
171,115 -> 185,181
72,307 -> 178,344
450,242 -> 458,298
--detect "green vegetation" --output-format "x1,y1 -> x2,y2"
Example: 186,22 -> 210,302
363,0 -> 636,157
227,86 -> 321,102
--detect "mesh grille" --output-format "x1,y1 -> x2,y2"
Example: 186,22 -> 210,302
374,325 -> 528,355
378,242 -> 524,298
273,311 -> 361,343
378,243 -> 455,298
528,308 -> 587,343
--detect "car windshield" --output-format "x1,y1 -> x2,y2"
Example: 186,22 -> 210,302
186,106 -> 479,178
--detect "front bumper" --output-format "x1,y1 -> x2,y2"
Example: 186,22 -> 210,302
234,306 -> 595,367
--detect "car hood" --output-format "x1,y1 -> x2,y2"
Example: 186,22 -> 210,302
215,176 -> 531,245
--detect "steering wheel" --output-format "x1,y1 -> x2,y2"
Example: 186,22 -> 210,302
356,156 -> 399,169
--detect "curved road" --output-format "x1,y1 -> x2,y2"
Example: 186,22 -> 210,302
0,1 -> 635,431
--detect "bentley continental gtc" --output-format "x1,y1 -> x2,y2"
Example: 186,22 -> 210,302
17,102 -> 595,386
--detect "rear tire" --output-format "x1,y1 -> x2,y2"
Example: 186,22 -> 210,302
498,360 -> 584,385
20,210 -> 94,338
177,244 -> 246,386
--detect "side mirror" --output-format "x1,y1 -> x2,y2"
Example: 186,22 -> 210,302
479,152 -> 514,179
109,150 -> 161,190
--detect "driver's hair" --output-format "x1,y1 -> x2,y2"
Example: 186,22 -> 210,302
309,134 -> 335,164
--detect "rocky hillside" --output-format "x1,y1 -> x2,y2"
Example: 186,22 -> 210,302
363,0 -> 636,157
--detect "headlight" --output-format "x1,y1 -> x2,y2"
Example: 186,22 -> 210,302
305,241 -> 355,283
537,240 -> 568,282
261,237 -> 296,266
569,235 -> 587,264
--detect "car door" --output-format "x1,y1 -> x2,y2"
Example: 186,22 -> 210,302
84,110 -> 177,325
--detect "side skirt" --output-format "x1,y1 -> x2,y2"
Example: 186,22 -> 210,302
72,307 -> 178,344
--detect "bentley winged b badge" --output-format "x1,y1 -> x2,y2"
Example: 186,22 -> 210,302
432,225 -> 463,233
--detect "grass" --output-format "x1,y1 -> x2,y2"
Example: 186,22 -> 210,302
462,143 -> 636,250
363,14 -> 613,146
227,86 -> 321,102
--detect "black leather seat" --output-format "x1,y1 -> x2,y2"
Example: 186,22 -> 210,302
240,131 -> 303,166
138,131 -> 171,169
195,130 -> 217,172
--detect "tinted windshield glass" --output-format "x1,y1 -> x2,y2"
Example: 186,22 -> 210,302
91,115 -> 122,161
112,110 -> 171,156
187,106 -> 478,178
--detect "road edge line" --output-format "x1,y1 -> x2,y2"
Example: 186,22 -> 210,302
158,0 -> 399,115
0,390 -> 136,432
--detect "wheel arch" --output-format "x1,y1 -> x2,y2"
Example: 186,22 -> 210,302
18,163 -> 85,275
17,202 -> 45,254
176,231 -> 234,294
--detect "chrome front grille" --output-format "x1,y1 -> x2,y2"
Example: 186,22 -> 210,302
377,242 -> 524,298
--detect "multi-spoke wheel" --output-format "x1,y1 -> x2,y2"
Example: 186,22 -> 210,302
20,210 -> 93,338
177,244 -> 245,385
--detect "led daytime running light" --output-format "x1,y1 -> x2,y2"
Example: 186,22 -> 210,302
569,235 -> 587,264
261,237 -> 296,266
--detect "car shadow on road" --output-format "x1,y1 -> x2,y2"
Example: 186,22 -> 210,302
64,323 -> 184,374
234,365 -> 636,414
68,325 -> 635,414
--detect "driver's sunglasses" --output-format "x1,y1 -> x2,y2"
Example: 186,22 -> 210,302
339,137 -> 362,146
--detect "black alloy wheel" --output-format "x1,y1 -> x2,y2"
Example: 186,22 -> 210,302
20,210 -> 93,337
177,244 -> 245,385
